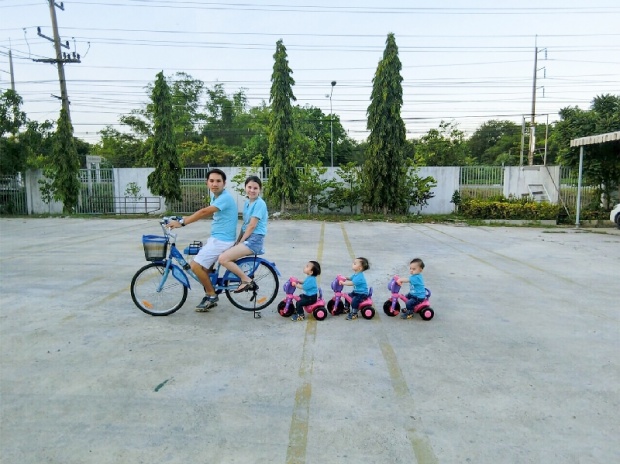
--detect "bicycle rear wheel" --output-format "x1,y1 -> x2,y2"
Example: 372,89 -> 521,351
224,259 -> 279,311
131,262 -> 188,316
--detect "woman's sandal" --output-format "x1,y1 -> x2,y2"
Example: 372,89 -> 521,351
234,280 -> 255,293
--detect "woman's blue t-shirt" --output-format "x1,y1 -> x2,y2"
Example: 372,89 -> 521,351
243,197 -> 268,236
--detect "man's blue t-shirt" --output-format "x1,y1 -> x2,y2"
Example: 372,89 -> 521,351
243,197 -> 268,236
210,189 -> 237,242
350,272 -> 368,295
302,275 -> 318,296
409,274 -> 426,299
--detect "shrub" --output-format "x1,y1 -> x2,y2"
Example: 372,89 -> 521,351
460,197 -> 559,220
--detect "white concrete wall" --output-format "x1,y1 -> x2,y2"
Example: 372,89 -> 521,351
22,166 -> 558,215
25,170 -> 64,214
503,166 -> 560,202
413,166 -> 460,215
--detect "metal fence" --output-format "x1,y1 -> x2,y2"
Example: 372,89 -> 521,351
459,166 -> 504,200
559,166 -> 598,210
0,175 -> 27,214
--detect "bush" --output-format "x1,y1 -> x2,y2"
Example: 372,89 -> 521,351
460,197 -> 559,220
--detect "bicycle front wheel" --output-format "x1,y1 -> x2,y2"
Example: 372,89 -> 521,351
130,262 -> 188,316
224,260 -> 279,312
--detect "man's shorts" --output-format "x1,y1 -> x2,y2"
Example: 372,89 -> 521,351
193,237 -> 234,269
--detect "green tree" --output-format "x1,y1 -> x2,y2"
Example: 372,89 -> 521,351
298,164 -> 333,213
147,71 -> 182,203
171,72 -> 205,141
329,162 -> 363,213
414,121 -> 471,166
0,90 -> 27,176
553,94 -> 620,207
404,163 -> 437,212
467,120 -> 521,165
266,39 -> 298,212
49,108 -> 81,213
362,33 -> 407,214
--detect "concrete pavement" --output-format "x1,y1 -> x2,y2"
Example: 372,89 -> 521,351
0,218 -> 618,463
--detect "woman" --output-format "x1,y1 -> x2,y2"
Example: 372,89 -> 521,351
218,175 -> 268,293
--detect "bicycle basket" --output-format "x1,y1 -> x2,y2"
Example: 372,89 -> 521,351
142,235 -> 168,261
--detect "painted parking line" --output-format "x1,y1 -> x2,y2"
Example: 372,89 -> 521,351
286,222 -> 324,464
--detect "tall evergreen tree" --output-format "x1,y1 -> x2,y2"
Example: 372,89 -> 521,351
363,33 -> 407,214
147,71 -> 182,203
266,39 -> 297,212
50,108 -> 81,214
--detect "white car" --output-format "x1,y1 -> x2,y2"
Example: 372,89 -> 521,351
611,204 -> 620,229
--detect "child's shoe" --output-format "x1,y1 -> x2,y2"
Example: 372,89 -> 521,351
400,310 -> 414,319
346,312 -> 358,321
291,313 -> 305,322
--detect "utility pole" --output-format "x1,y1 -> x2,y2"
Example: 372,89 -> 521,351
33,1 -> 81,123
529,37 -> 546,166
329,80 -> 337,167
8,49 -> 16,91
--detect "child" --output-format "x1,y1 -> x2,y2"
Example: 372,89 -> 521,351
292,260 -> 321,321
339,257 -> 369,321
398,258 -> 427,319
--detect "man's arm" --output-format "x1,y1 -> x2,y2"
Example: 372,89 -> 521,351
169,205 -> 220,228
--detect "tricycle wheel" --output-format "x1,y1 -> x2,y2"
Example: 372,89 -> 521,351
420,307 -> 434,321
327,299 -> 345,315
361,306 -> 375,320
278,301 -> 294,317
383,300 -> 399,317
313,307 -> 328,321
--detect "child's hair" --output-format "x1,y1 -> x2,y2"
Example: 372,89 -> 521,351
309,260 -> 321,276
356,257 -> 370,271
410,258 -> 425,269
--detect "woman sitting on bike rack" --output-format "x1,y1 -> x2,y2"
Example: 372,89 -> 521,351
218,175 -> 268,294
168,168 -> 238,311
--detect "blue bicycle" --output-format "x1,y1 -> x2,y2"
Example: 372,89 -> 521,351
130,217 -> 281,317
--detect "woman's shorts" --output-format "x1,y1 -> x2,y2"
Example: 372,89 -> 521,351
243,234 -> 265,254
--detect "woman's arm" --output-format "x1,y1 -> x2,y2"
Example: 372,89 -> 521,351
238,216 -> 259,244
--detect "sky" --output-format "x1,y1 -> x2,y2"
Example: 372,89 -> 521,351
1,0 -> 619,145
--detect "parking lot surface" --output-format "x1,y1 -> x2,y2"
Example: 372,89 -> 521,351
1,218 -> 618,463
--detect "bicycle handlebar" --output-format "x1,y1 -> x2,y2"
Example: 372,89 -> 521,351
160,216 -> 183,241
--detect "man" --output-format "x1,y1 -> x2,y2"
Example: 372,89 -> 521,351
169,168 -> 237,311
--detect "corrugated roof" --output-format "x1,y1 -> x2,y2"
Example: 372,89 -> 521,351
570,131 -> 620,147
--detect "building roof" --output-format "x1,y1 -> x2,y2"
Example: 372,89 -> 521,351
570,131 -> 620,147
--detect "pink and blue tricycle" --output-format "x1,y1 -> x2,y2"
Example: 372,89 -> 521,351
327,274 -> 376,319
383,275 -> 434,321
277,277 -> 328,321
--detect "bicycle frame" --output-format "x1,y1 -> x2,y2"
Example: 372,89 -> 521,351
131,217 -> 281,318
154,218 -> 279,294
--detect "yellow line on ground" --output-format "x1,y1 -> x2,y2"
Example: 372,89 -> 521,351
342,222 -> 438,463
286,222 -> 324,464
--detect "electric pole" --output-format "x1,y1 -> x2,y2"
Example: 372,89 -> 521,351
8,49 -> 16,91
529,37 -> 546,166
33,1 -> 81,123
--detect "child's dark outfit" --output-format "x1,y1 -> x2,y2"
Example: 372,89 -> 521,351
402,274 -> 426,318
346,271 -> 368,320
294,275 -> 318,321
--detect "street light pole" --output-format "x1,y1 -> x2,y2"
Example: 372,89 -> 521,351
329,80 -> 337,167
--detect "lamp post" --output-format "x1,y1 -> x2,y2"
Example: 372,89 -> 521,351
329,80 -> 337,167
